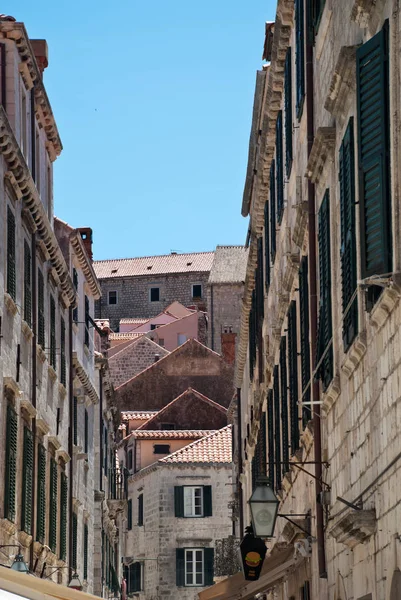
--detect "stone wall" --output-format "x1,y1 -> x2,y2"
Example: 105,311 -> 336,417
109,336 -> 169,389
207,283 -> 244,356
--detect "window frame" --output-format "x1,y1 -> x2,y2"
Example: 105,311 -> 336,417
149,287 -> 160,302
184,548 -> 204,587
153,444 -> 170,455
183,486 -> 204,518
191,283 -> 202,299
108,290 -> 118,305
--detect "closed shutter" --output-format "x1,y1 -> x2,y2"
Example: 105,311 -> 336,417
83,523 -> 88,580
49,457 -> 58,553
130,562 -> 141,592
270,160 -> 276,261
273,366 -> 281,490
85,295 -> 90,346
72,268 -> 78,323
138,494 -> 144,526
203,486 -> 212,517
259,412 -> 267,478
339,118 -> 358,349
204,548 -> 215,586
317,191 -> 333,391
280,337 -> 289,475
50,296 -> 56,368
267,391 -> 275,487
104,427 -> 108,474
176,549 -> 185,586
311,0 -> 326,38
356,23 -> 391,301
249,290 -> 257,381
288,301 -> 300,453
256,237 -> 264,321
84,409 -> 88,453
295,0 -> 305,117
73,397 -> 78,446
299,257 -> 311,427
127,499 -> 132,530
38,269 -> 45,349
60,317 -> 66,386
24,240 -> 32,327
276,111 -> 284,223
72,512 -> 78,570
21,427 -> 34,534
7,206 -> 16,300
60,472 -> 68,561
174,486 -> 184,517
284,48 -> 293,177
127,449 -> 133,471
36,443 -> 46,543
264,202 -> 270,290
4,404 -> 18,522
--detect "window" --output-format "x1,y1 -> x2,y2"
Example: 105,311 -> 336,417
270,160 -> 276,261
150,287 -> 160,302
7,206 -> 16,300
85,295 -> 90,347
279,337 -> 289,476
60,472 -> 68,561
24,241 -> 32,327
35,130 -> 41,195
50,296 -> 56,368
251,413 -> 266,491
21,86 -> 27,156
83,522 -> 88,580
150,323 -> 157,330
49,457 -> 58,553
72,268 -> 78,323
84,409 -> 89,454
287,301 -> 299,453
299,258 -> 311,427
175,486 -> 212,518
138,494 -> 144,526
21,427 -> 33,535
310,0 -> 326,37
4,404 -> 18,522
108,290 -> 117,305
177,333 -> 187,346
60,317 -> 66,386
295,0 -> 305,117
73,397 -> 78,446
127,449 -> 133,471
128,562 -> 142,593
264,202 -> 270,291
284,48 -> 293,177
72,512 -> 78,570
127,499 -> 132,530
248,290 -> 257,381
176,548 -> 214,587
276,111 -> 284,223
192,284 -> 202,299
356,23 -> 391,309
267,391 -> 275,488
36,443 -> 46,543
273,365 -> 281,491
301,581 -> 311,600
154,444 -> 170,454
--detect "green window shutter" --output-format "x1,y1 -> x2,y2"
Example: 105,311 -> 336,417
129,562 -> 141,592
138,494 -> 144,526
85,295 -> 90,346
270,160 -> 276,261
267,391 -> 275,487
356,23 -> 391,301
284,48 -> 293,177
174,486 -> 184,517
204,548 -> 215,586
299,257 -> 311,427
24,240 -> 32,328
73,268 -> 78,323
49,457 -> 58,553
73,397 -> 78,446
60,317 -> 66,386
21,427 -> 34,534
256,238 -> 264,322
339,118 -> 358,350
72,512 -> 78,570
7,206 -> 16,300
317,190 -> 333,391
273,366 -> 281,491
37,269 -> 45,349
84,409 -> 88,454
127,499 -> 132,530
203,486 -> 212,517
4,404 -> 18,522
264,202 -> 270,291
176,549 -> 185,587
36,443 -> 46,543
276,111 -> 284,223
83,522 -> 88,580
60,472 -> 68,561
295,0 -> 305,118
288,301 -> 300,453
259,412 -> 267,478
280,337 -> 289,475
249,290 -> 257,381
50,296 -> 56,368
310,0 -> 326,38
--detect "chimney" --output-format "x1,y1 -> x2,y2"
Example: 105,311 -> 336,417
221,327 -> 236,365
154,354 -> 160,363
77,228 -> 93,261
30,40 -> 49,77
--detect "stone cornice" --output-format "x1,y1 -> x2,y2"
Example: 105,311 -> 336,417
72,352 -> 99,405
70,232 -> 101,299
0,106 -> 75,307
0,21 -> 62,159
305,127 -> 336,184
329,509 -> 376,548
324,46 -> 358,119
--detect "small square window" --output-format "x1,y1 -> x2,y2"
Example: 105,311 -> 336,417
153,444 -> 170,454
192,284 -> 202,299
108,291 -> 117,305
150,287 -> 160,302
184,487 -> 204,517
150,324 -> 157,330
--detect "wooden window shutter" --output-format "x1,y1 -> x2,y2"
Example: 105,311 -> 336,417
24,240 -> 32,327
256,238 -> 264,322
276,111 -> 284,223
50,296 -> 56,368
85,295 -> 90,346
316,190 -> 334,390
72,512 -> 78,570
295,0 -> 305,117
204,548 -> 215,586
284,48 -> 293,177
280,337 -> 289,475
60,472 -> 68,561
287,301 -> 300,453
267,391 -> 275,487
21,426 -> 34,534
127,499 -> 132,530
339,118 -> 358,349
270,160 -> 276,261
249,290 -> 257,381
36,443 -> 46,543
73,397 -> 78,446
83,522 -> 89,580
130,562 -> 141,592
176,549 -> 185,586
60,317 -> 66,386
37,269 -> 45,349
174,486 -> 184,517
259,412 -> 267,478
6,206 -> 16,300
264,201 -> 270,290
203,485 -> 213,517
273,366 -> 281,490
356,23 -> 391,297
49,457 -> 58,553
73,268 -> 78,322
4,404 -> 18,522
138,494 -> 144,526
299,257 -> 311,427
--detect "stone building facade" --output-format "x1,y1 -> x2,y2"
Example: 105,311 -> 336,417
109,336 -> 169,389
203,1 -> 401,599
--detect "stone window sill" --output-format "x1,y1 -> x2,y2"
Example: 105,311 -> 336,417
4,292 -> 18,316
369,286 -> 400,331
48,365 -> 58,383
322,375 -> 341,416
59,382 -> 67,399
21,320 -> 33,341
37,345 -> 47,364
341,331 -> 367,378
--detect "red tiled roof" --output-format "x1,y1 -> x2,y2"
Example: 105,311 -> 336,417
121,411 -> 158,421
130,430 -> 215,440
160,426 -> 232,464
93,251 -> 215,279
120,318 -> 148,325
109,332 -> 144,340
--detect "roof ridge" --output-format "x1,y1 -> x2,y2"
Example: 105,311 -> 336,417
159,425 -> 232,464
109,334 -> 167,362
94,250 -> 215,264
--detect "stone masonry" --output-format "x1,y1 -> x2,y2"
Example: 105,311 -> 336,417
109,336 -> 169,389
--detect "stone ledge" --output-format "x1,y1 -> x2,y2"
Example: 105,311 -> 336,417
21,320 -> 33,341
18,530 -> 32,548
305,127 -> 336,184
4,376 -> 22,397
48,436 -> 61,451
20,398 -> 37,419
36,345 -> 47,364
341,331 -> 367,378
329,508 -> 376,548
4,293 -> 18,316
48,365 -> 57,383
36,418 -> 50,435
0,518 -> 17,536
369,286 -> 400,331
322,376 -> 341,416
325,46 -> 358,119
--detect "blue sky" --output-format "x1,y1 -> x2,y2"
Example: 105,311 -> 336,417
4,1 -> 274,260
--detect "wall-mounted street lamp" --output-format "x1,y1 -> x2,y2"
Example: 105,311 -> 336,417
0,546 -> 29,574
68,572 -> 82,590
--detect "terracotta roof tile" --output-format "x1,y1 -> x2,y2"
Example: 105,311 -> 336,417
130,430 -> 215,440
109,332 -> 144,340
160,426 -> 232,464
120,318 -> 149,325
94,251 -> 215,279
121,411 -> 158,421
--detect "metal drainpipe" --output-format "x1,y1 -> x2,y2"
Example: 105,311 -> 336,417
236,388 -> 244,537
306,6 -> 327,579
29,232 -> 37,571
68,307 -> 74,574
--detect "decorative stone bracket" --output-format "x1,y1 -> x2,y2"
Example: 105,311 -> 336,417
325,46 -> 358,120
306,128 -> 336,184
329,509 -> 376,548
